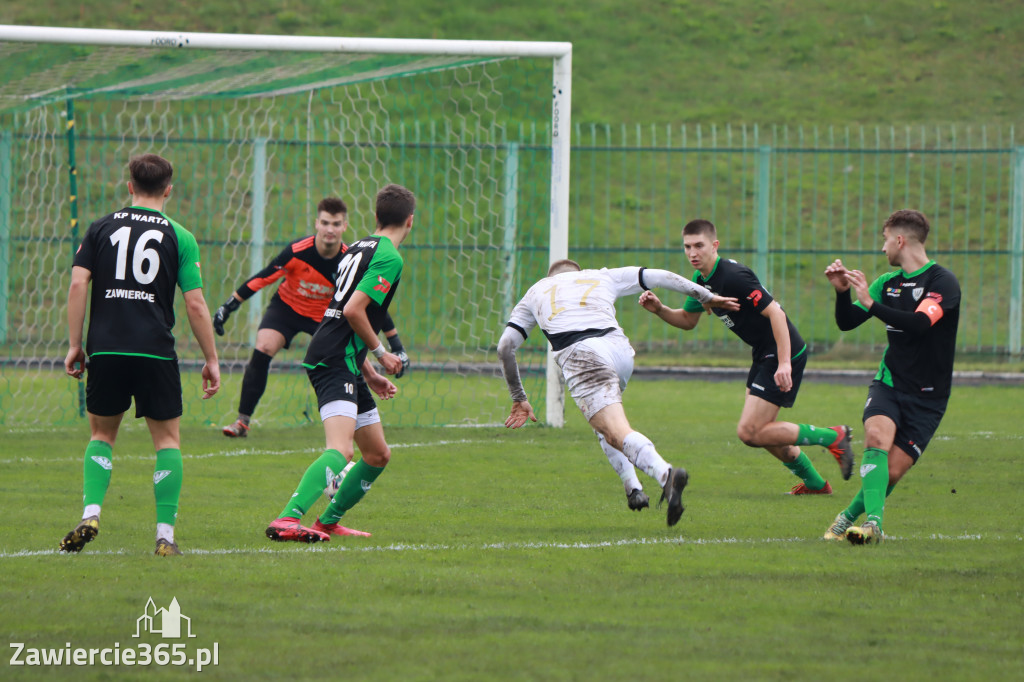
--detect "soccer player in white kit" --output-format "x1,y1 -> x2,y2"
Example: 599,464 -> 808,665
497,259 -> 739,527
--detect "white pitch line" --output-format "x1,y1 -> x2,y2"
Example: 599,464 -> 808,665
0,438 -> 485,466
1,533 -> 1013,560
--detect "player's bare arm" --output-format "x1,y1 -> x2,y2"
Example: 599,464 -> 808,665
343,290 -> 402,375
496,325 -> 537,427
845,269 -> 874,309
824,259 -> 851,292
762,301 -> 793,392
64,265 -> 91,379
183,288 -> 221,398
638,290 -> 702,330
361,359 -> 397,400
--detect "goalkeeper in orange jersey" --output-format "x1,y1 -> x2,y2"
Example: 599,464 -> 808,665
213,197 -> 409,437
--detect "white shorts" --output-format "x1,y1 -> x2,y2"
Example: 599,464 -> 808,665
319,402 -> 381,431
556,331 -> 635,421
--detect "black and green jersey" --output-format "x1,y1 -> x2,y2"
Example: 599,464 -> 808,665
682,256 -> 806,362
838,261 -> 960,397
72,206 -> 203,360
303,235 -> 403,373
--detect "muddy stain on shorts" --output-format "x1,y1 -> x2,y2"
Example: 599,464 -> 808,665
562,348 -> 622,420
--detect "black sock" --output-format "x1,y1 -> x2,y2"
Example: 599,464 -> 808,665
238,349 -> 273,416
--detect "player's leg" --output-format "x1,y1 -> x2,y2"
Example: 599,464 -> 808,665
591,334 -> 647,510
315,386 -> 383,537
60,356 -> 129,553
596,431 -> 648,510
828,382 -> 897,544
736,391 -> 830,494
224,325 -> 288,437
265,366 -> 356,542
846,389 -> 945,544
739,354 -> 847,490
135,356 -> 186,556
145,416 -> 183,555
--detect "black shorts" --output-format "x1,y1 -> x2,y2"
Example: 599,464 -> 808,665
746,349 -> 807,409
306,365 -> 377,414
86,354 -> 182,420
258,296 -> 321,349
863,381 -> 948,462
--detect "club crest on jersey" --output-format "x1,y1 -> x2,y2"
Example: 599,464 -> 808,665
373,276 -> 391,293
912,287 -> 924,301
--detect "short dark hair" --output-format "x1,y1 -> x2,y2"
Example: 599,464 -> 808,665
682,219 -> 716,240
884,209 -> 930,243
317,197 -> 347,215
375,184 -> 415,229
128,154 -> 173,196
547,259 -> 581,276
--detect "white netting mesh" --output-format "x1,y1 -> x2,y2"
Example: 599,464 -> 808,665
0,41 -> 554,427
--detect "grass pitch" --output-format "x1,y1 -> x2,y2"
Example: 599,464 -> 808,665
1,379 -> 1021,681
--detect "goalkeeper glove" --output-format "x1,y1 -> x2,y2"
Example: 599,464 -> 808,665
387,334 -> 411,378
213,296 -> 241,336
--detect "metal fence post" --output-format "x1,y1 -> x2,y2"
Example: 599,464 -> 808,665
248,137 -> 268,345
500,142 -> 519,323
1010,147 -> 1024,355
0,129 -> 10,345
756,145 -> 772,285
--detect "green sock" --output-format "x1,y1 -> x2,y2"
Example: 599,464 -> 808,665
82,440 -> 114,508
277,449 -> 347,520
859,447 -> 889,528
795,424 -> 840,447
843,483 -> 897,522
783,450 -> 828,490
153,448 -> 183,526
319,459 -> 386,525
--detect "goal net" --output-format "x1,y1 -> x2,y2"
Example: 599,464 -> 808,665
0,27 -> 571,429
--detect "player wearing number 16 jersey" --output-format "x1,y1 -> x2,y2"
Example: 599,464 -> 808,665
265,184 -> 416,544
60,154 -> 221,557
497,260 -> 740,527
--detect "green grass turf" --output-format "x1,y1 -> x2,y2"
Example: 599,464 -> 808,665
0,379 -> 1021,680
4,0 -> 1021,126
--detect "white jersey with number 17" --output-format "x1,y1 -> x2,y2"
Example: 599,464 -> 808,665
506,267 -> 648,347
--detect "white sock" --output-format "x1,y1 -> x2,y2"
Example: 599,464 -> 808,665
156,523 -> 175,543
621,431 -> 671,486
597,433 -> 643,493
83,504 -> 101,520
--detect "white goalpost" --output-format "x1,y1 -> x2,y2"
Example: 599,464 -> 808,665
0,25 -> 571,428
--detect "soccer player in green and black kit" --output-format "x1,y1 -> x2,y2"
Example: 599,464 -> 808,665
822,209 -> 961,544
640,219 -> 855,495
60,154 -> 221,556
265,184 -> 415,543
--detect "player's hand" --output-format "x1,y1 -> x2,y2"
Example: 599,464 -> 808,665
366,372 -> 397,400
708,295 -> 740,312
201,362 -> 221,399
65,346 -> 86,379
824,259 -> 851,292
505,400 -> 537,428
377,351 -> 403,375
774,360 -> 793,392
638,290 -> 663,313
212,296 -> 241,336
394,350 -> 410,379
845,269 -> 873,309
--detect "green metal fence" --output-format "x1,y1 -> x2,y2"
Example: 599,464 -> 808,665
564,123 -> 1023,359
0,119 -> 1021,427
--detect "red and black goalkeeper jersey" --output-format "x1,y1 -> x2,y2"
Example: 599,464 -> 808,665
235,236 -> 343,322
